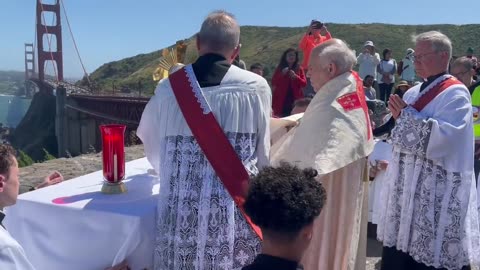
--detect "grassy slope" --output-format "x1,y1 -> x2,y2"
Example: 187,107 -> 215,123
81,23 -> 480,95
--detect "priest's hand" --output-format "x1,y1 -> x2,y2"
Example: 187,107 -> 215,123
285,122 -> 298,132
377,160 -> 389,171
388,94 -> 407,119
369,166 -> 378,178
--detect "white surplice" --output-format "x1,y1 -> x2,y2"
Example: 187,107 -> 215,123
0,224 -> 36,270
271,71 -> 374,270
377,74 -> 480,269
137,65 -> 271,270
368,140 -> 393,225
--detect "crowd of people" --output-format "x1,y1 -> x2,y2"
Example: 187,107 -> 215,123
243,21 -> 480,121
2,10 -> 480,270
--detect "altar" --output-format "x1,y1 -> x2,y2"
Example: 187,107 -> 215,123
4,158 -> 158,270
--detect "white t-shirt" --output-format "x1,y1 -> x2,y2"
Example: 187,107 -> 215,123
0,225 -> 36,270
377,59 -> 397,84
357,52 -> 381,80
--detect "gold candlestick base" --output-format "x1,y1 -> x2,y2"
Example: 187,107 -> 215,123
101,181 -> 127,194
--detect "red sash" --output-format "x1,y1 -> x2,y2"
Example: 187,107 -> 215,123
412,77 -> 462,111
169,65 -> 262,240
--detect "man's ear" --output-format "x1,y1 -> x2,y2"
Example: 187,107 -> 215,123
329,63 -> 337,77
230,45 -> 240,62
0,175 -> 5,192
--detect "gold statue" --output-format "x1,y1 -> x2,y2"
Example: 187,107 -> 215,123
153,40 -> 188,81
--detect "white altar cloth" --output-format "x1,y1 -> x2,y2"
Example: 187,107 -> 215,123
4,158 -> 158,270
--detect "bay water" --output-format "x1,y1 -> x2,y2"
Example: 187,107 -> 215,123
0,94 -> 31,128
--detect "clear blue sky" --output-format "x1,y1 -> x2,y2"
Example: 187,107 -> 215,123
1,0 -> 477,78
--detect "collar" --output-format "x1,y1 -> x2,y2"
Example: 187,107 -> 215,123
195,53 -> 227,64
427,72 -> 447,82
420,72 -> 447,92
191,53 -> 231,88
250,254 -> 303,270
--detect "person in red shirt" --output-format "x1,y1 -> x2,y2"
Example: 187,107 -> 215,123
271,48 -> 307,117
299,20 -> 332,97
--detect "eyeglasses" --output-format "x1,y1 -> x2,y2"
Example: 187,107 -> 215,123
413,51 -> 437,62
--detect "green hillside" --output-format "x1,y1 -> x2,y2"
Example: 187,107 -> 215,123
79,23 -> 480,95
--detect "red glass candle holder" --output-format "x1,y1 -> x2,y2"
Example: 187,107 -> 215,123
100,124 -> 127,194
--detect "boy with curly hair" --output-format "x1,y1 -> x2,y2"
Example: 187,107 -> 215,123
242,163 -> 327,270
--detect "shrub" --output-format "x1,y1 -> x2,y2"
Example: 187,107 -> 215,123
17,150 -> 34,167
43,148 -> 56,161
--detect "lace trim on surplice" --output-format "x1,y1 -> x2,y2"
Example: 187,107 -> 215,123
378,152 -> 480,270
154,132 -> 261,270
391,106 -> 433,158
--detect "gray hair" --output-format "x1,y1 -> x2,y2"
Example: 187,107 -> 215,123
311,39 -> 357,74
452,56 -> 475,71
198,11 -> 240,53
412,31 -> 452,58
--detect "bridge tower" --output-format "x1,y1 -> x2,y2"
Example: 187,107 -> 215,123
24,43 -> 37,97
36,0 -> 63,82
24,43 -> 35,80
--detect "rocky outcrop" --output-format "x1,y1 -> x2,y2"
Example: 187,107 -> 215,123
11,91 -> 57,161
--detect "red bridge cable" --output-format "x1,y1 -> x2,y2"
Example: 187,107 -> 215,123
59,0 -> 91,85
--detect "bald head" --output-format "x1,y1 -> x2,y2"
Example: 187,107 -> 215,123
307,39 -> 357,91
197,11 -> 241,59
